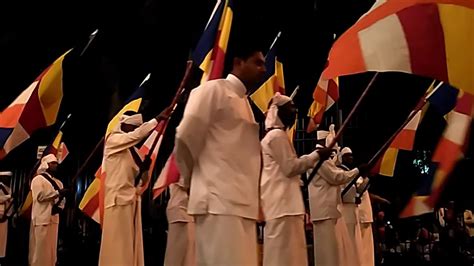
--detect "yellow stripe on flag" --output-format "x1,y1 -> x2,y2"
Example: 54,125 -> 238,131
105,98 -> 142,136
38,50 -> 70,125
438,4 -> 474,95
379,147 -> 398,177
52,131 -> 63,150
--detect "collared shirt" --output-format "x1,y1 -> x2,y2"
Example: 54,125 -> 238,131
103,118 -> 158,208
309,160 -> 359,221
175,74 -> 261,219
260,129 -> 319,220
31,173 -> 64,225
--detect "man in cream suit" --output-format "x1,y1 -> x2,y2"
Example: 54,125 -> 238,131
175,44 -> 266,266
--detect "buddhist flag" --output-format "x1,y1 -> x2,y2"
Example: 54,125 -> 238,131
372,110 -> 422,177
193,0 -> 234,83
426,91 -> 473,207
152,153 -> 180,199
250,32 -> 285,113
307,74 -> 339,133
322,0 -> 474,96
0,50 -> 71,159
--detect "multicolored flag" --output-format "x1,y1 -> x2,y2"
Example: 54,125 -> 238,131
0,50 -> 71,159
306,74 -> 339,133
250,32 -> 285,113
193,0 -> 234,83
322,0 -> 474,96
152,153 -> 180,199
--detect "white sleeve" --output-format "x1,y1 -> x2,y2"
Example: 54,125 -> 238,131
318,161 -> 360,185
268,131 -> 319,177
106,118 -> 158,154
0,195 -> 11,203
31,176 -> 59,203
175,83 -> 219,185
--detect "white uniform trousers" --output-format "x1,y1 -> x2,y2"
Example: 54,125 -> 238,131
164,221 -> 196,266
263,215 -> 307,266
195,214 -> 257,266
360,223 -> 375,266
0,221 -> 7,258
28,223 -> 57,266
313,218 -> 359,266
99,200 -> 144,266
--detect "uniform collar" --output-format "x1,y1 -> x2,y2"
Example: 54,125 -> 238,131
226,74 -> 247,98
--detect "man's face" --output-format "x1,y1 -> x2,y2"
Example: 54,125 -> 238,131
121,123 -> 139,133
278,101 -> 297,128
342,153 -> 354,166
48,161 -> 59,174
235,52 -> 266,93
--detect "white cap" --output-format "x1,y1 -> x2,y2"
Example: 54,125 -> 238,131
340,147 -> 352,156
337,147 -> 353,164
265,92 -> 292,130
317,130 -> 329,140
120,113 -> 143,126
37,154 -> 58,174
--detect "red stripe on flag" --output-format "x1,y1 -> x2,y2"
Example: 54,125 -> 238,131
454,92 -> 474,115
208,46 -> 226,80
18,87 -> 47,134
327,79 -> 339,102
370,156 -> 383,176
82,195 -> 99,217
432,137 -> 461,172
397,4 -> 449,81
391,129 -> 416,150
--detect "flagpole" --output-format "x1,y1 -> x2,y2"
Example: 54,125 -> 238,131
266,31 -> 282,59
305,72 -> 379,186
137,60 -> 194,193
80,29 -> 99,56
349,80 -> 441,198
290,85 -> 300,100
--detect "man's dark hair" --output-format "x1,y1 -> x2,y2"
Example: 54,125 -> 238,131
232,42 -> 264,61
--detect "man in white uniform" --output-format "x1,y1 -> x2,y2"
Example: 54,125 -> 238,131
0,171 -> 13,260
308,129 -> 369,266
99,111 -> 160,266
338,147 -> 367,265
29,154 -> 66,266
260,93 -> 332,266
175,45 -> 266,266
358,188 -> 375,266
164,176 -> 196,266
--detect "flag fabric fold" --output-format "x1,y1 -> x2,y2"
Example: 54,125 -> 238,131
250,37 -> 285,113
0,50 -> 71,159
193,0 -> 234,83
306,75 -> 339,133
152,153 -> 180,199
322,0 -> 474,96
426,91 -> 473,206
